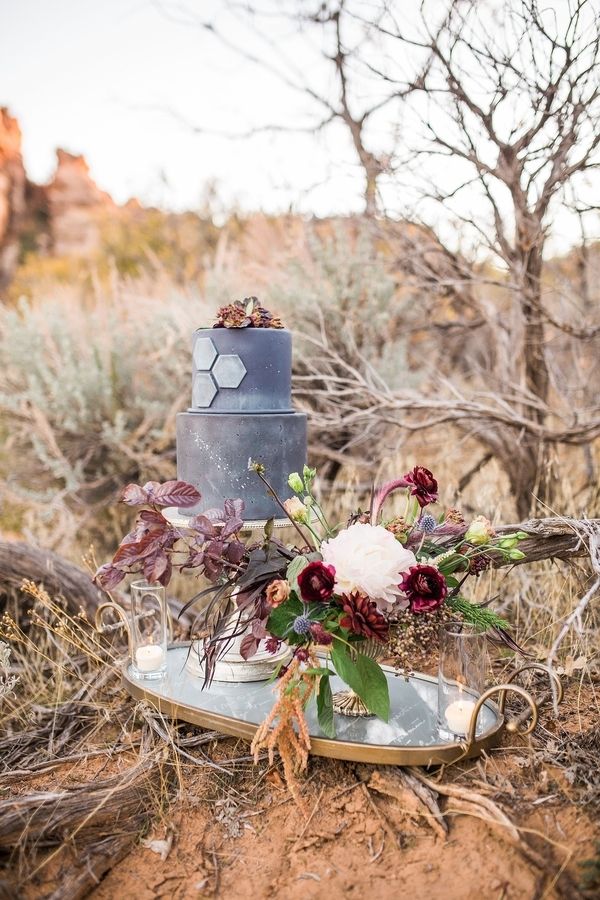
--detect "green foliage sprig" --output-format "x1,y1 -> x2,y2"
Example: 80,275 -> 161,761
448,596 -> 510,630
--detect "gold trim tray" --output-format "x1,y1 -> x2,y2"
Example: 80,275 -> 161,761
123,645 -> 505,765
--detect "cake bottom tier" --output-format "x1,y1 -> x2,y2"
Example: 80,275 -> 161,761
176,410 -> 307,519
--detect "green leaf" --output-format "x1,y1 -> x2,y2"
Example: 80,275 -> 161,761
265,658 -> 289,684
316,675 -> 335,738
445,575 -> 460,588
330,641 -> 390,721
286,555 -> 310,593
331,642 -> 364,695
266,594 -> 303,638
355,653 -> 390,721
437,554 -> 468,575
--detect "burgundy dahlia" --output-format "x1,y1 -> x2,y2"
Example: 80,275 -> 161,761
338,592 -> 389,642
297,561 -> 336,603
400,565 -> 448,613
404,466 -> 438,508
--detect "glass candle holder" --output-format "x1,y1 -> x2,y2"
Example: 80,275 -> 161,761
438,621 -> 488,740
130,581 -> 168,680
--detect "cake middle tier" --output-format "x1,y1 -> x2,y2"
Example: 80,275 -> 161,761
176,410 -> 307,520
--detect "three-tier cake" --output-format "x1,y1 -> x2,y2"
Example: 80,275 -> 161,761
176,304 -> 307,520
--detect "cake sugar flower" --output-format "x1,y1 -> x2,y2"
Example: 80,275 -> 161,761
321,522 -> 416,609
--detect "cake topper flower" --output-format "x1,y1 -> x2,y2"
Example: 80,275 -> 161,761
213,297 -> 284,329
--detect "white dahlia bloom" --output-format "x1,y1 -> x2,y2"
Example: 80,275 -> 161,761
321,523 -> 416,609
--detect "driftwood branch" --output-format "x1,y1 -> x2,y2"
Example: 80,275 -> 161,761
0,756 -> 169,900
495,517 -> 600,567
0,758 -> 161,850
0,541 -> 103,613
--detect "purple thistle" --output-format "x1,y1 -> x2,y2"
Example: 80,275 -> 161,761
419,514 -> 437,533
292,615 -> 312,635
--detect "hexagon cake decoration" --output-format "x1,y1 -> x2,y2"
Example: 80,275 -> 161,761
192,372 -> 217,408
212,354 -> 247,389
193,337 -> 218,371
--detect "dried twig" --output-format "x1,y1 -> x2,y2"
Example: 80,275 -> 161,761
546,524 -> 600,669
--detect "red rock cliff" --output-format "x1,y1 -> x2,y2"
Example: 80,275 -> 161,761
0,109 -> 28,289
0,108 -> 120,289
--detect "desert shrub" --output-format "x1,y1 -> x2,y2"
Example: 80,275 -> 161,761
0,291 -> 205,549
99,208 -> 221,282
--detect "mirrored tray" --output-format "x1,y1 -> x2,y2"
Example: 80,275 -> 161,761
123,645 -> 505,765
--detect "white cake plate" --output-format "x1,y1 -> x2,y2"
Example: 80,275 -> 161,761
163,506 -> 295,531
186,638 -> 292,682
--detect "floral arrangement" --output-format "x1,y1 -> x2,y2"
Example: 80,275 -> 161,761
213,297 -> 284,329
94,463 -> 527,802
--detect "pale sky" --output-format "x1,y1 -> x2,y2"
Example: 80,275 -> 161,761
1,0 -> 598,253
0,0 -> 362,216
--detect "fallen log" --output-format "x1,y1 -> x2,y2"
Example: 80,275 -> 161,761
0,757 -> 170,900
0,541 -> 103,613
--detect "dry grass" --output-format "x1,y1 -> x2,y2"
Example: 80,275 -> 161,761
0,583 -> 262,898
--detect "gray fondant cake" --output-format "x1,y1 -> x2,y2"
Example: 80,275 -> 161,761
176,327 -> 307,519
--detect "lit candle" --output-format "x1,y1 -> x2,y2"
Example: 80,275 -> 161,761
444,698 -> 476,736
135,644 -> 165,673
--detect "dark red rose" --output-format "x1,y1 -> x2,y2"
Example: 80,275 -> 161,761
404,466 -> 438,508
400,565 -> 448,613
297,561 -> 336,603
338,592 -> 389,641
309,622 -> 333,646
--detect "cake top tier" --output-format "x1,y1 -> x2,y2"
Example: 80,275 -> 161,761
190,326 -> 294,414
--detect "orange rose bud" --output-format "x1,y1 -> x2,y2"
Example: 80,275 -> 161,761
266,579 -> 291,607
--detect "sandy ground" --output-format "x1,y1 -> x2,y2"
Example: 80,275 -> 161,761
88,754 -> 596,900
3,678 -> 599,900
